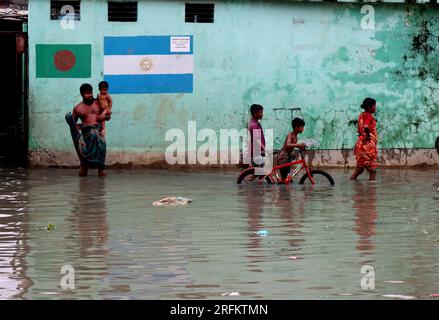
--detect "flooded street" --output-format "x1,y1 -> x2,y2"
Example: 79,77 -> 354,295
0,167 -> 439,300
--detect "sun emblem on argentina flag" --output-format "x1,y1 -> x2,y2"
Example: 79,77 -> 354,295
140,58 -> 153,71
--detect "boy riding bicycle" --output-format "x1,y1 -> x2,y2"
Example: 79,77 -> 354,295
277,118 -> 306,184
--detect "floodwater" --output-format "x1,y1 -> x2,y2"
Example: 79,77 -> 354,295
0,167 -> 439,300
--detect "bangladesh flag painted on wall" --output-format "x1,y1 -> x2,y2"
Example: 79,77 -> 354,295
36,44 -> 91,78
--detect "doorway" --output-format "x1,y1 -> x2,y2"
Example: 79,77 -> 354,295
0,19 -> 28,167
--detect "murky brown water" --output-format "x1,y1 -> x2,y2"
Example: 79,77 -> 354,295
1,167 -> 439,299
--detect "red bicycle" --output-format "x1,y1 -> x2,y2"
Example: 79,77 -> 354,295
237,148 -> 334,185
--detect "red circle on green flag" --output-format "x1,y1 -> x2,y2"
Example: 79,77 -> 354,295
54,50 -> 76,72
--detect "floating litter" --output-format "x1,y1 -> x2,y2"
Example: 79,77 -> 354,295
289,256 -> 299,260
255,230 -> 268,237
153,197 -> 192,207
221,292 -> 240,296
382,294 -> 415,300
47,224 -> 55,231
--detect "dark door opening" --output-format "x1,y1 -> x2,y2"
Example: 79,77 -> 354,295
0,20 -> 28,167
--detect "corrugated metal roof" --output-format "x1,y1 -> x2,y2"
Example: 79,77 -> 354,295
0,7 -> 27,21
0,0 -> 27,21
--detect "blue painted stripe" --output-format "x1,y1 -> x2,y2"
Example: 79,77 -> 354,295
104,36 -> 193,55
104,74 -> 193,94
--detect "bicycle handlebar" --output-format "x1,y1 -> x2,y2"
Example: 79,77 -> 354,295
293,147 -> 307,159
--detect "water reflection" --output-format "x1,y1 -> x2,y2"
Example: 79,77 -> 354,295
70,178 -> 109,259
66,178 -> 109,296
352,181 -> 378,254
273,185 -> 306,251
0,169 -> 32,299
243,186 -> 266,250
241,184 -> 309,273
237,185 -> 266,275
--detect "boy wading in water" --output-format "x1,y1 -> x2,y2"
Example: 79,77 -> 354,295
246,104 -> 266,168
65,83 -> 108,177
277,118 -> 306,184
350,97 -> 378,181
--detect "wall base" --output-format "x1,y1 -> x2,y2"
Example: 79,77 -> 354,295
28,149 -> 439,169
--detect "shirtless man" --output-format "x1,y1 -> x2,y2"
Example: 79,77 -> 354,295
66,83 -> 107,177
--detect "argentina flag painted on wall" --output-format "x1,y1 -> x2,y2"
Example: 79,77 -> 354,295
104,35 -> 193,94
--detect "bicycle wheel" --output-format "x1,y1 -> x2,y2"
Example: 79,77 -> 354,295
237,168 -> 273,184
299,170 -> 335,186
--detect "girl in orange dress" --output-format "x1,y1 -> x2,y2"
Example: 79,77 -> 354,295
350,98 -> 378,181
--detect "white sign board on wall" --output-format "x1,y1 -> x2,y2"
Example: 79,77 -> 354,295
170,36 -> 191,53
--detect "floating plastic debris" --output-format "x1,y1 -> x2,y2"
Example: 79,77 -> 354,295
289,256 -> 300,260
384,281 -> 405,284
221,292 -> 240,296
254,230 -> 268,237
153,196 -> 192,207
430,294 -> 439,297
47,224 -> 55,231
382,294 -> 415,300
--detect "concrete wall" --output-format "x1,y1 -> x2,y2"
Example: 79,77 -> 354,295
28,0 -> 439,167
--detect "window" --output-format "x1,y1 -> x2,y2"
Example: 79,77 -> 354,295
185,3 -> 214,23
50,0 -> 80,20
108,1 -> 138,22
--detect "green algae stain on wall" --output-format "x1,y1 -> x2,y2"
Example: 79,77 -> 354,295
312,4 -> 439,149
372,6 -> 439,148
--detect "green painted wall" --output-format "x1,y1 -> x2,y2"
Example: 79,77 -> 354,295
28,0 -> 439,155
